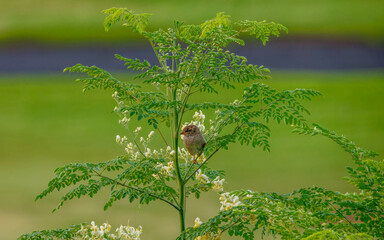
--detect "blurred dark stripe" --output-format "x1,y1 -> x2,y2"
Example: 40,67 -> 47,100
0,39 -> 383,73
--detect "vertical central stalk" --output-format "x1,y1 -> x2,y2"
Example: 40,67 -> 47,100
173,88 -> 186,234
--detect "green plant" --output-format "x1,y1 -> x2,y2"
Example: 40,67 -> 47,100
20,8 -> 383,240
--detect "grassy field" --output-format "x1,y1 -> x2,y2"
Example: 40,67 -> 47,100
1,0 -> 383,43
0,71 -> 383,239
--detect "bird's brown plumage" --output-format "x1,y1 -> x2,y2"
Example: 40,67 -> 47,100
180,125 -> 206,163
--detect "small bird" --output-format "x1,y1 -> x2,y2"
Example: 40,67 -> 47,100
180,125 -> 206,164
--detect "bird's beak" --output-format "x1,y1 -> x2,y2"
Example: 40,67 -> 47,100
180,131 -> 185,135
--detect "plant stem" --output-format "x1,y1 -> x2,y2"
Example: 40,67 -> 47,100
150,37 -> 185,233
173,87 -> 186,234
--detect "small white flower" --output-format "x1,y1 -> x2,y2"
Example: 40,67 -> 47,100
90,221 -> 98,235
231,99 -> 241,106
144,148 -> 152,157
125,143 -> 135,155
101,223 -> 111,233
116,135 -> 121,143
148,131 -> 155,139
212,176 -> 225,193
97,229 -> 104,236
134,127 -> 142,134
152,150 -> 159,157
170,150 -> 175,157
119,116 -> 130,126
78,221 -> 142,239
152,174 -> 160,180
161,162 -> 175,177
194,217 -> 203,228
195,169 -> 210,184
193,110 -> 205,121
140,137 -> 145,142
219,192 -> 242,211
195,153 -> 207,163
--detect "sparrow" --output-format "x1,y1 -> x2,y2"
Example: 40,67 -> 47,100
180,125 -> 206,164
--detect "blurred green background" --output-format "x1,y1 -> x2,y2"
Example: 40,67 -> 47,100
0,0 -> 383,239
1,0 -> 383,43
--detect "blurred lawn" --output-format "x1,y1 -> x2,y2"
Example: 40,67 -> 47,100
0,71 -> 383,239
0,0 -> 383,43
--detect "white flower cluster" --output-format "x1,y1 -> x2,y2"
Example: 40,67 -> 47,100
112,91 -> 119,99
115,225 -> 143,240
115,129 -> 157,160
119,116 -> 131,127
195,169 -> 225,193
194,230 -> 222,240
230,99 -> 242,107
116,135 -> 141,161
212,176 -> 225,193
178,147 -> 193,163
183,110 -> 207,134
153,145 -> 204,178
155,161 -> 175,177
176,84 -> 188,101
139,130 -> 156,150
207,109 -> 225,139
219,192 -> 242,211
134,127 -> 142,135
76,221 -> 142,240
193,217 -> 203,228
149,146 -> 180,178
113,92 -> 129,121
178,146 -> 206,163
195,153 -> 207,164
195,169 -> 210,184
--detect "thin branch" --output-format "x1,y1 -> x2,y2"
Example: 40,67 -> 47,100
220,218 -> 242,233
184,123 -> 244,183
183,147 -> 205,179
149,39 -> 167,71
176,48 -> 210,134
118,158 -> 178,207
92,171 -> 180,211
132,138 -> 145,157
157,128 -> 169,147
330,202 -> 360,233
183,161 -> 195,180
131,39 -> 169,148
184,148 -> 220,183
157,173 -> 179,206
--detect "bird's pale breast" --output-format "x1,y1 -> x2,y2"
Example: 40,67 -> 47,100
183,134 -> 205,155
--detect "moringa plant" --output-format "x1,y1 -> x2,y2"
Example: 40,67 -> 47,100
21,8 -> 383,240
